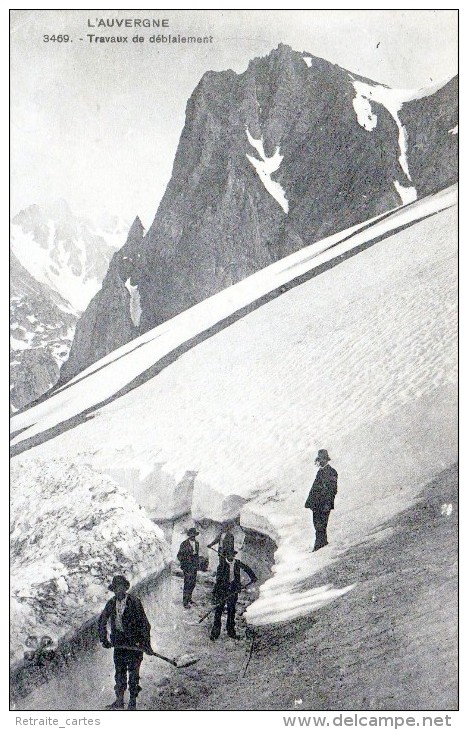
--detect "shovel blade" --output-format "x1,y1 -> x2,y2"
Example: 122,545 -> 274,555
174,654 -> 200,668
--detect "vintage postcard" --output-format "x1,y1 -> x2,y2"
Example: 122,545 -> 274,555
10,8 -> 458,717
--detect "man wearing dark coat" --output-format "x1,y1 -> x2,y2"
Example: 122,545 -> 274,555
210,547 -> 257,640
98,575 -> 152,711
304,449 -> 338,551
177,527 -> 200,608
207,521 -> 235,554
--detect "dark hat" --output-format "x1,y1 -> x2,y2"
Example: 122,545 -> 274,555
108,575 -> 130,592
222,547 -> 238,558
317,449 -> 331,462
187,527 -> 200,538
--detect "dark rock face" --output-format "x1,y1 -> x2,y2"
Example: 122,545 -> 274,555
61,44 -> 458,382
58,217 -> 144,383
400,76 -> 458,196
10,253 -> 77,411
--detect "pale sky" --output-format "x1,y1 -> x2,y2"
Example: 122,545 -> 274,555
10,9 -> 458,229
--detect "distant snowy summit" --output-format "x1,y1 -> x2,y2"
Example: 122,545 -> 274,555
60,44 -> 458,382
10,199 -> 127,312
10,200 -> 127,410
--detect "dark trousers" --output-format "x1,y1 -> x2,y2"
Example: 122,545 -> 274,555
210,594 -> 238,638
113,648 -> 143,698
183,570 -> 197,606
312,508 -> 331,550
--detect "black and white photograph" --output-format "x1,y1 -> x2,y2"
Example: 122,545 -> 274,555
9,8 -> 458,717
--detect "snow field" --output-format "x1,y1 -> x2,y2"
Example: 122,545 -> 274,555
10,186 -> 457,447
12,199 -> 457,626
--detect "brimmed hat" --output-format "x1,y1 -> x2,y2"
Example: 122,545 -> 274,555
317,449 -> 331,462
222,547 -> 238,558
108,575 -> 130,592
187,527 -> 200,538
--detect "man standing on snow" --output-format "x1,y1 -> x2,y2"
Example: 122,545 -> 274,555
177,527 -> 200,608
98,575 -> 152,711
210,547 -> 257,640
304,449 -> 338,551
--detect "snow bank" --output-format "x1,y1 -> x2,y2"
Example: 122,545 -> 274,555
11,196 -> 457,627
10,460 -> 171,664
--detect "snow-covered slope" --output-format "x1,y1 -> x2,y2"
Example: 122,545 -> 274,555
11,186 -> 456,446
10,460 -> 171,665
11,200 -> 125,312
11,187 -> 457,627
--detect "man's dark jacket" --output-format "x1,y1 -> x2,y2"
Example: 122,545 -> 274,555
305,464 -> 338,511
98,593 -> 151,649
213,557 -> 257,602
177,538 -> 199,574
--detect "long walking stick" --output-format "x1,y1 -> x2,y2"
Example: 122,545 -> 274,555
241,628 -> 257,678
198,581 -> 254,624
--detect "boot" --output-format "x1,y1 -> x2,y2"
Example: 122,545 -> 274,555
106,693 -> 125,710
128,697 -> 137,710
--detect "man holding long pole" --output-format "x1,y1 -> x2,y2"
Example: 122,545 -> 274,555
210,547 -> 257,641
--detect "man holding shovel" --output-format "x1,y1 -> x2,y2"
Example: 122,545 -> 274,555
98,575 -> 151,711
210,548 -> 257,640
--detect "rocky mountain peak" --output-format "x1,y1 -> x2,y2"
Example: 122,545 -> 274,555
58,47 -> 458,383
127,215 -> 145,241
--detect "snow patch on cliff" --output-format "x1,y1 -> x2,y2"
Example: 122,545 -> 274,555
351,80 -> 414,183
448,125 -> 458,135
125,278 -> 142,327
303,56 -> 312,68
246,128 -> 289,213
393,180 -> 418,205
352,93 -> 378,132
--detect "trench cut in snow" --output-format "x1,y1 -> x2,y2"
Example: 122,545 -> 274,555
246,129 -> 289,213
11,187 -> 457,628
